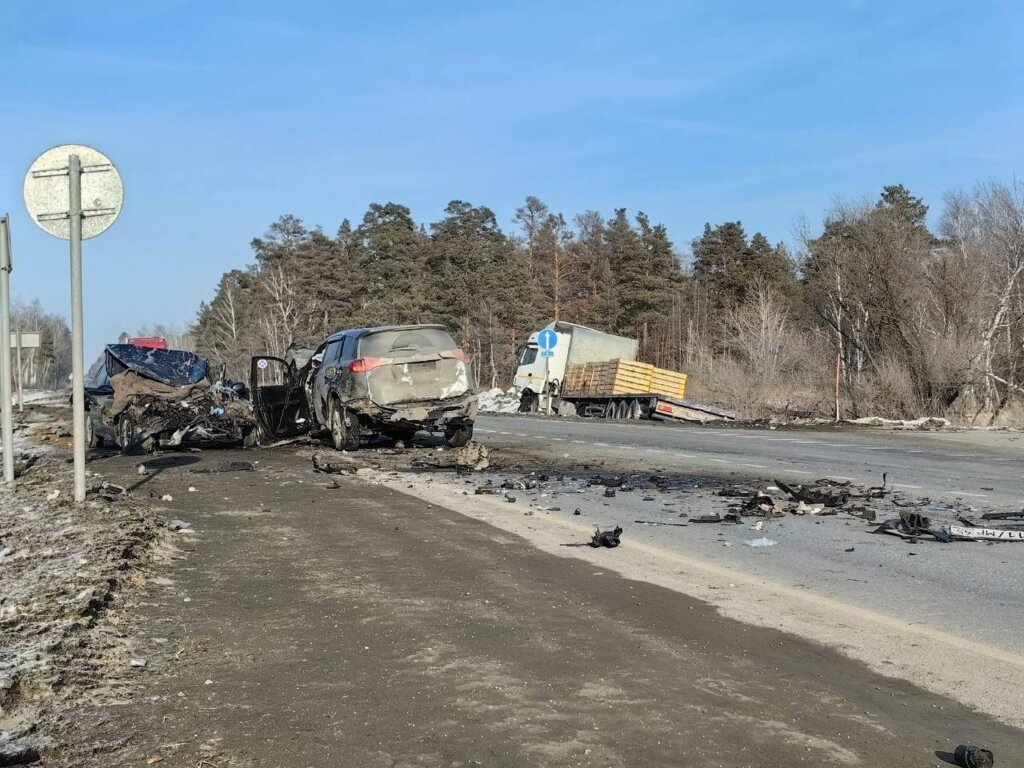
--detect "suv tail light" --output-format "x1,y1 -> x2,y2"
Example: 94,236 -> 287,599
348,357 -> 383,373
445,349 -> 470,363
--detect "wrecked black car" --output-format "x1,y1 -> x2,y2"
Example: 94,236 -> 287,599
251,325 -> 478,450
84,344 -> 255,454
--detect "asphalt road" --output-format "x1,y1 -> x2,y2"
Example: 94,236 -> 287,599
468,414 -> 1024,659
475,414 -> 1024,509
59,447 -> 1024,767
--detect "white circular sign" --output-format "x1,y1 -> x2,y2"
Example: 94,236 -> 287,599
257,359 -> 269,369
23,144 -> 124,240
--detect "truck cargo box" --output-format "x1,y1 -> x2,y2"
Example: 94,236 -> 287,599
564,359 -> 687,400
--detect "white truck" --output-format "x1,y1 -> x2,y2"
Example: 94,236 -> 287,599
513,321 -> 731,422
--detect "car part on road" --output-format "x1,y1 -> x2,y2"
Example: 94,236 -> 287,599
633,520 -> 688,527
873,510 -> 952,542
954,744 -> 995,768
590,525 -> 623,548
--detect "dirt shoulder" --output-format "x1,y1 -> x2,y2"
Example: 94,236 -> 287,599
47,444 -> 1023,767
1,405 -> 168,764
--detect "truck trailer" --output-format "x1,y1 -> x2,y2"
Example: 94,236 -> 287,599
513,322 -> 727,422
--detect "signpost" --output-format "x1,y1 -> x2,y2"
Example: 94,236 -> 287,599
0,217 -> 13,484
12,332 -> 41,412
24,145 -> 123,502
537,328 -> 558,416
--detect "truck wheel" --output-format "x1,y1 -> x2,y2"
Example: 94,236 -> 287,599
616,401 -> 629,419
445,423 -> 474,448
329,400 -> 360,451
627,400 -> 641,420
604,400 -> 618,419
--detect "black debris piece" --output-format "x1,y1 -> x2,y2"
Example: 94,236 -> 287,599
953,744 -> 994,768
981,510 -> 1024,521
603,487 -> 617,498
872,510 -> 952,543
775,478 -> 851,507
590,526 -> 623,548
692,513 -> 723,524
193,460 -> 256,474
311,455 -> 350,474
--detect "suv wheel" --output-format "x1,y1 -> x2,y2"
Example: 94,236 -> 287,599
329,400 -> 361,452
445,422 -> 474,448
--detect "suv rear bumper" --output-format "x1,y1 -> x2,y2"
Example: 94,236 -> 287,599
349,392 -> 478,431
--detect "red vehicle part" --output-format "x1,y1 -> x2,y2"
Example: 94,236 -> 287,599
127,337 -> 168,349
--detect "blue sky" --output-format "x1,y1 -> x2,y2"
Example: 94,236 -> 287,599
1,1 -> 1021,355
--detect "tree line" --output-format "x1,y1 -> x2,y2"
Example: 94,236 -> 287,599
193,182 -> 1024,423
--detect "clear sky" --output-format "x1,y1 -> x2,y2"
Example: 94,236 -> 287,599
1,1 -> 1021,355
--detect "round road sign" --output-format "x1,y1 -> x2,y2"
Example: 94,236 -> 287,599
23,144 -> 124,240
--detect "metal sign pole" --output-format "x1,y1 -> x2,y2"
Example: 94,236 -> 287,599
15,327 -> 23,412
0,216 -> 14,485
68,155 -> 87,502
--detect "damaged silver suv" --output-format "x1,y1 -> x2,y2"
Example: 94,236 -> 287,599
251,325 -> 478,450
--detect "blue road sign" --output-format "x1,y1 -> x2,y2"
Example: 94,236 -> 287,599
540,350 -> 555,358
538,328 -> 558,351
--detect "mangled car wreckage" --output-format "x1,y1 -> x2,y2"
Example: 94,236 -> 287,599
250,325 -> 478,450
85,344 -> 256,453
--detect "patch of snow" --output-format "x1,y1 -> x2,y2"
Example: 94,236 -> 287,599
846,416 -> 951,429
477,386 -> 521,414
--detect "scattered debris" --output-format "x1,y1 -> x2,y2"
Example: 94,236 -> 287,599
137,463 -> 149,476
160,494 -> 174,502
166,519 -> 192,532
312,453 -> 352,474
744,537 -> 777,548
129,658 -> 148,668
633,520 -> 688,527
590,526 -> 623,548
45,489 -> 60,501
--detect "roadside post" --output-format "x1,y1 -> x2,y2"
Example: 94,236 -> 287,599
24,145 -> 124,502
0,216 -> 13,484
12,332 -> 41,412
537,328 -> 558,416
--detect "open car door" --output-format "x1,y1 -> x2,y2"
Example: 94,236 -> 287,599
250,356 -> 311,441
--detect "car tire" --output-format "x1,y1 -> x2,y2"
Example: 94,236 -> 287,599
329,399 -> 360,452
117,416 -> 139,456
445,423 -> 474,448
86,416 -> 101,449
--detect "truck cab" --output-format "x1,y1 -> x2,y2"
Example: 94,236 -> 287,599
514,324 -> 572,411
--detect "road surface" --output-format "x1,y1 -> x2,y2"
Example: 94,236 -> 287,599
57,447 -> 1023,767
475,414 -> 1024,508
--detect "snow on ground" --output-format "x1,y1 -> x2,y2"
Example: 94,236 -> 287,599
846,416 -> 952,429
0,403 -> 165,763
19,390 -> 69,407
477,386 -> 521,414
